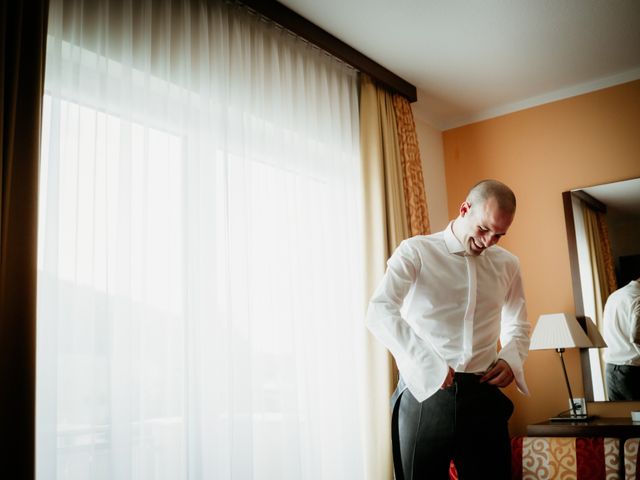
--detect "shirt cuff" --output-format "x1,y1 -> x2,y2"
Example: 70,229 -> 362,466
396,354 -> 450,402
498,344 -> 530,396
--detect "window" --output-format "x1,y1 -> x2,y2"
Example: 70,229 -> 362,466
37,2 -> 367,478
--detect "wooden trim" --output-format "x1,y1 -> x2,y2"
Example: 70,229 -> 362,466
580,347 -> 594,401
240,0 -> 418,102
527,417 -> 640,439
562,190 -> 597,401
573,190 -> 607,213
563,191 -> 585,318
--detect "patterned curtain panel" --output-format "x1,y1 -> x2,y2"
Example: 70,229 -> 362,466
392,94 -> 430,236
583,206 -> 618,395
584,207 -> 618,331
595,210 -> 618,296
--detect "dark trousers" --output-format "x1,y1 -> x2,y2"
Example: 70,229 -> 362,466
606,363 -> 640,401
391,373 -> 514,480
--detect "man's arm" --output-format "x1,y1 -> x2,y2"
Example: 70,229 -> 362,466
366,239 -> 449,402
630,298 -> 640,352
496,261 -> 531,395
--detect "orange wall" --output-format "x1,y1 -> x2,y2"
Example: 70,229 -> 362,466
442,79 -> 640,435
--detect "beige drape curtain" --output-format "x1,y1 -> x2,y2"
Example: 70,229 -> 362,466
0,0 -> 49,476
359,74 -> 404,480
361,75 -> 409,260
359,74 -> 430,480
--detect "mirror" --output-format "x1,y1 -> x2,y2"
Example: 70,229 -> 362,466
563,177 -> 640,401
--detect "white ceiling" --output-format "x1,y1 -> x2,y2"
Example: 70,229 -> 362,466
278,0 -> 640,130
580,178 -> 640,221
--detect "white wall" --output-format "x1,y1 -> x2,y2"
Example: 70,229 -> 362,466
412,115 -> 449,232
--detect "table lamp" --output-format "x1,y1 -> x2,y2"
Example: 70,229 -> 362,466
529,313 -> 603,421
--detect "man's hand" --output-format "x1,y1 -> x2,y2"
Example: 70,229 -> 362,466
440,366 -> 455,389
479,359 -> 514,388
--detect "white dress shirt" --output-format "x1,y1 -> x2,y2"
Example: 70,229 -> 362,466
366,222 -> 531,402
603,280 -> 640,366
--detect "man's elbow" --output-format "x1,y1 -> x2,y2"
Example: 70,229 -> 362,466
365,299 -> 395,333
365,300 -> 381,331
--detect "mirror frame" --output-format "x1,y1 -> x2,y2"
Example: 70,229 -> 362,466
563,177 -> 640,402
562,189 -> 607,402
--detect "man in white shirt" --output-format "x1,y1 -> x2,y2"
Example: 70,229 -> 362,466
366,179 -> 530,479
603,278 -> 640,401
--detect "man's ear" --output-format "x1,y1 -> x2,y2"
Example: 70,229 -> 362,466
459,201 -> 471,217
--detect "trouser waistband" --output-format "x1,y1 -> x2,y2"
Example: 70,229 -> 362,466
453,372 -> 483,383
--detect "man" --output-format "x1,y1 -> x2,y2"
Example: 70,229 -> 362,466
603,277 -> 640,401
366,179 -> 530,479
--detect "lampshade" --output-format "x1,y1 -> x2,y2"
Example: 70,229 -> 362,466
584,316 -> 607,348
530,313 -> 593,351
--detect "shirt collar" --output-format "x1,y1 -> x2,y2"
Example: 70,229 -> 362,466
444,221 -> 487,257
444,221 -> 466,256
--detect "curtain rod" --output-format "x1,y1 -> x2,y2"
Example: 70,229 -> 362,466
239,0 -> 417,102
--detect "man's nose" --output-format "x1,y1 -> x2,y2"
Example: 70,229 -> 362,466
482,233 -> 499,247
488,234 -> 500,246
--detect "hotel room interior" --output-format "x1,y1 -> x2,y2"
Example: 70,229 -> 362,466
2,0 -> 640,478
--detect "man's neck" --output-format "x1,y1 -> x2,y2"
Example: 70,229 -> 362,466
450,217 -> 462,243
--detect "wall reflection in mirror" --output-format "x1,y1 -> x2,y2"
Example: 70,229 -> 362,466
563,177 -> 640,402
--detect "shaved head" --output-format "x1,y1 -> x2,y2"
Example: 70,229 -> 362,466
452,179 -> 516,256
466,179 -> 516,215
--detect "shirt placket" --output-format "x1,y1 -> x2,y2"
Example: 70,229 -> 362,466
456,256 -> 477,369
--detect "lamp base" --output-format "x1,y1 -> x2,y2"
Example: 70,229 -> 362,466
549,414 -> 596,422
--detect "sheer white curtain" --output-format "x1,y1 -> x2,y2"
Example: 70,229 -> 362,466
37,1 -> 368,479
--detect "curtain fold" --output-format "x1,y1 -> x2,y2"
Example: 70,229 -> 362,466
359,74 -> 405,480
0,0 -> 49,476
359,74 -> 429,480
594,211 -> 617,297
583,206 -> 618,396
37,1 -> 368,478
583,207 -> 618,330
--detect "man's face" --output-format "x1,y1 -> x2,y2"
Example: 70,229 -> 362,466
456,197 -> 514,256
